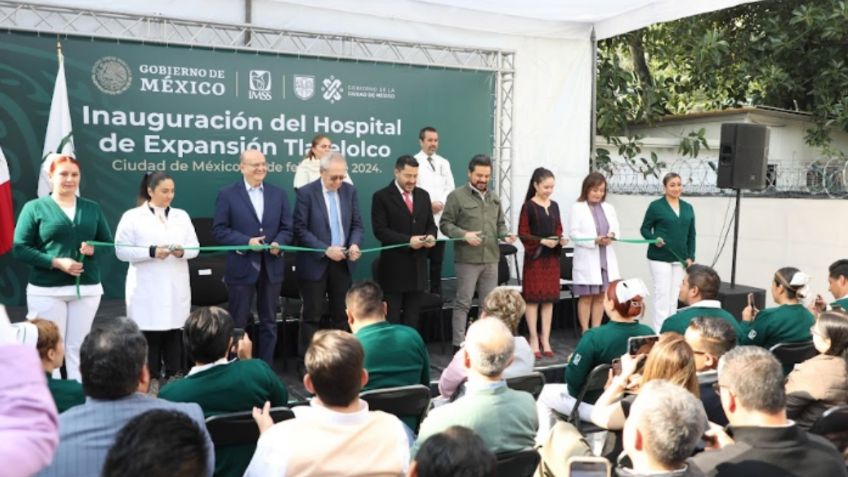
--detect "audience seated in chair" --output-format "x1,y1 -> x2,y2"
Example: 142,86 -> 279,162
684,317 -> 737,426
409,426 -> 496,477
413,318 -> 538,456
536,278 -> 654,442
101,409 -> 209,477
0,305 -> 59,477
616,380 -> 707,477
158,306 -> 288,477
347,280 -> 430,399
438,286 -> 535,399
36,316 -> 213,477
590,333 -> 699,431
690,346 -> 847,477
245,330 -> 409,476
812,259 -> 848,316
660,265 -> 741,338
785,310 -> 848,429
740,267 -> 814,350
30,318 -> 85,413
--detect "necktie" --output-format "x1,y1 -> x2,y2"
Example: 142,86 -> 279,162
427,156 -> 436,171
402,191 -> 413,214
328,191 -> 343,246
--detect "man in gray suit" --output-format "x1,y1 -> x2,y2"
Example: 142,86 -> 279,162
37,317 -> 213,477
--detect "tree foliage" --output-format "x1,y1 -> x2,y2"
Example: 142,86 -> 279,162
595,0 -> 848,174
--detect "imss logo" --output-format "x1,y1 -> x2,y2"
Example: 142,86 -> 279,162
248,70 -> 272,101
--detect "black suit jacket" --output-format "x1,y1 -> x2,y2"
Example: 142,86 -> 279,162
371,181 -> 437,293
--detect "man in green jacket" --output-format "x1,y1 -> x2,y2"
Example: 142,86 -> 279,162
347,280 -> 430,431
159,307 -> 288,477
440,154 -> 516,349
660,264 -> 742,339
813,259 -> 848,314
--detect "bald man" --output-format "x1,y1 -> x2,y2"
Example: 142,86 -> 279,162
212,149 -> 293,366
412,318 -> 538,455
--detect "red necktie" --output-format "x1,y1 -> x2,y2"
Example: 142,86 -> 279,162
402,191 -> 413,213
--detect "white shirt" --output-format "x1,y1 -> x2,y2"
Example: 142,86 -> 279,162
244,179 -> 264,220
187,357 -> 230,376
681,299 -> 723,311
244,399 -> 409,477
414,150 -> 455,238
322,182 -> 346,245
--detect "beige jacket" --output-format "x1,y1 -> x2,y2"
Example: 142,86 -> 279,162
785,354 -> 848,429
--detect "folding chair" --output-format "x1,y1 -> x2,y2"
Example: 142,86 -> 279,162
495,448 -> 541,477
769,341 -> 817,374
566,363 -> 611,434
506,371 -> 546,400
360,384 -> 431,434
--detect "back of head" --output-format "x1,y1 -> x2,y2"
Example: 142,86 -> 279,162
306,330 -> 364,407
80,316 -> 147,399
30,318 -> 60,362
718,346 -> 785,413
816,311 -> 848,360
464,318 -> 515,378
101,409 -> 209,477
414,426 -> 496,477
628,380 -> 707,469
773,267 -> 810,301
345,280 -> 385,322
688,316 -> 737,358
184,306 -> 234,364
686,264 -> 721,300
606,279 -> 648,319
481,286 -> 526,334
641,333 -> 699,396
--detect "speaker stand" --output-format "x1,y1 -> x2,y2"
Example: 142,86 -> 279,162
730,188 -> 742,288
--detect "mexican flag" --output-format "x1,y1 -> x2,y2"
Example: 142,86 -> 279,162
0,146 -> 12,255
38,43 -> 75,197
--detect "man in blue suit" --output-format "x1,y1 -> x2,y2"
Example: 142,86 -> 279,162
212,149 -> 292,366
293,151 -> 363,355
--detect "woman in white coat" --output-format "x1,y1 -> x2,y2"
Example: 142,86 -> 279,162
115,172 -> 199,385
568,172 -> 621,333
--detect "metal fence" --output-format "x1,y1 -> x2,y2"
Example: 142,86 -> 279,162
598,155 -> 848,199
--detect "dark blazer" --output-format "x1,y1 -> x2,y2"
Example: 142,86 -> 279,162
212,180 -> 292,286
293,179 -> 363,281
689,425 -> 848,477
371,181 -> 437,293
697,371 -> 728,426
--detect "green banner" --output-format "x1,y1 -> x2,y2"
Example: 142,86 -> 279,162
0,31 -> 495,305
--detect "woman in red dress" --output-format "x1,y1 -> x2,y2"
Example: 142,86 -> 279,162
519,167 -> 568,358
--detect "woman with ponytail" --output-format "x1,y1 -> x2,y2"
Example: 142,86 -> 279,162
740,267 -> 816,351
535,278 -> 654,441
785,310 -> 848,429
114,172 -> 199,390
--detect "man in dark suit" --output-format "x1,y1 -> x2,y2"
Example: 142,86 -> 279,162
212,149 -> 292,366
685,316 -> 737,426
371,155 -> 437,329
293,151 -> 363,354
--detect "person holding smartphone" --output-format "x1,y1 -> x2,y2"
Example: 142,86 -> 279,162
811,259 -> 848,315
115,172 -> 199,389
740,267 -> 815,357
640,172 -> 696,331
535,278 -> 654,442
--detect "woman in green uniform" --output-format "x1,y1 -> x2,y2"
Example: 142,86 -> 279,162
740,267 -> 815,350
640,172 -> 696,332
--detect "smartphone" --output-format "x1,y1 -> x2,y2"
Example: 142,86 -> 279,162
747,292 -> 754,308
611,358 -> 622,376
232,328 -> 246,343
628,335 -> 659,356
567,456 -> 611,477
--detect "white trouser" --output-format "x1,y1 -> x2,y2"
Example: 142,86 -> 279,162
648,259 -> 686,331
27,294 -> 101,381
535,383 -> 595,444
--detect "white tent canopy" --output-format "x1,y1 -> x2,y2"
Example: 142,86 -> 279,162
10,0 -> 759,219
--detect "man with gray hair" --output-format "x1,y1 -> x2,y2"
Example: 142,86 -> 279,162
412,318 -> 537,455
617,380 -> 707,477
293,151 -> 364,357
37,317 -> 213,477
691,346 -> 846,477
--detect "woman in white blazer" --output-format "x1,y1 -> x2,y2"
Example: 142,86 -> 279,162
115,172 -> 199,384
568,172 -> 621,333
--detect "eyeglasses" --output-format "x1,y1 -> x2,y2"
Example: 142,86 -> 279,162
712,382 -> 727,396
691,349 -> 707,356
327,175 -> 345,181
